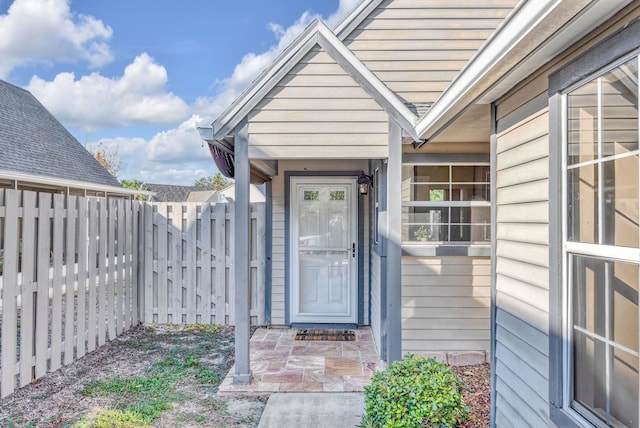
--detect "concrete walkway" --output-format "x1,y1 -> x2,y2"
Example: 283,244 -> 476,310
257,392 -> 365,428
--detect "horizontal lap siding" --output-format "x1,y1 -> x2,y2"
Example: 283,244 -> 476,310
271,177 -> 286,324
401,256 -> 490,353
493,7 -> 640,425
248,48 -> 387,160
495,95 -> 551,424
344,0 -> 518,104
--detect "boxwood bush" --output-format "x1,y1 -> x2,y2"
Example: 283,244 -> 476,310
361,355 -> 468,427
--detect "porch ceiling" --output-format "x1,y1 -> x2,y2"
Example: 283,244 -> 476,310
426,105 -> 490,145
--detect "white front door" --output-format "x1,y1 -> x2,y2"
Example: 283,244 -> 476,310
290,177 -> 358,324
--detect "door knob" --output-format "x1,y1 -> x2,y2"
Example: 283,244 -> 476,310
352,242 -> 356,258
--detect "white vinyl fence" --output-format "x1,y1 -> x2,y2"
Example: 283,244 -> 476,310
0,190 -> 266,398
0,190 -> 141,397
142,201 -> 265,326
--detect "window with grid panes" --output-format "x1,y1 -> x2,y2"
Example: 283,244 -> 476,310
401,164 -> 490,243
564,56 -> 639,428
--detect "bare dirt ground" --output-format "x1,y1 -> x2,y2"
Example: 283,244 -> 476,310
451,363 -> 491,428
0,325 -> 267,427
0,323 -> 490,428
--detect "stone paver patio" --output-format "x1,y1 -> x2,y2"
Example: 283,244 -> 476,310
218,327 -> 383,393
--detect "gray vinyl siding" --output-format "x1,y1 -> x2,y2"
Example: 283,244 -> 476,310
494,103 -> 551,425
401,256 -> 491,354
268,160 -> 370,325
247,48 -> 388,159
344,0 -> 518,105
492,4 -> 640,425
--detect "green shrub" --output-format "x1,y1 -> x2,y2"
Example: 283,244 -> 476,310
361,355 -> 468,428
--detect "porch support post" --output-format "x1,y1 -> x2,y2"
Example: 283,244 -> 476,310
386,118 -> 402,363
233,119 -> 252,384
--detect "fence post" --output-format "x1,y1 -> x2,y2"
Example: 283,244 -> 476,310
1,190 -> 19,397
134,201 -> 142,325
19,191 -> 37,387
200,203 -> 212,324
144,203 -> 154,323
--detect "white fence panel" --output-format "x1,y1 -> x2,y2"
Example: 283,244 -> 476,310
143,201 -> 265,326
0,192 -> 267,399
0,190 -> 140,398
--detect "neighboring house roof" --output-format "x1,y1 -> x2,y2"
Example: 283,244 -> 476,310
186,190 -> 217,203
216,184 -> 265,203
0,79 -> 120,187
185,185 -> 265,203
146,183 -> 200,202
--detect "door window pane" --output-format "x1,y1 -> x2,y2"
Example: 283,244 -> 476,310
299,187 -> 350,248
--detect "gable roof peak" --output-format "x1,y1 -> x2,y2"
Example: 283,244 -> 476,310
208,15 -> 419,143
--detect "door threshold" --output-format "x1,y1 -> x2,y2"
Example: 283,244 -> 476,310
291,323 -> 358,330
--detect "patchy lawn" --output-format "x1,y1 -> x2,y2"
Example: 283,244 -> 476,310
0,325 -> 267,427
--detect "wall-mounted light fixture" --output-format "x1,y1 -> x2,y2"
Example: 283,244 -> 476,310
358,172 -> 373,195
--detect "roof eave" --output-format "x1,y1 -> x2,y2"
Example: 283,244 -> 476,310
0,170 -> 154,197
414,0 -> 631,145
334,0 -> 383,39
211,20 -> 322,141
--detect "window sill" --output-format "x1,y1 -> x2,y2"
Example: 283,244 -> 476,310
550,406 -> 584,428
401,243 -> 491,257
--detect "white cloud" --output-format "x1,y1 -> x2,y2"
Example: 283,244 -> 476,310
146,114 -> 205,163
27,53 -> 190,132
88,115 -> 214,184
102,141 -> 213,185
87,0 -> 363,185
192,0 -> 362,122
325,0 -> 363,28
0,0 -> 113,78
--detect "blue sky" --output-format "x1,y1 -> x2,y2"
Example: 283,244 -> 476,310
0,0 -> 360,184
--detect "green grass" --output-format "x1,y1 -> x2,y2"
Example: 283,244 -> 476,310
78,328 -> 225,426
74,409 -> 152,428
82,375 -> 174,424
183,324 -> 223,335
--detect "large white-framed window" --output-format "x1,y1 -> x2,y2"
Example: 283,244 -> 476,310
401,164 -> 490,244
562,53 -> 640,428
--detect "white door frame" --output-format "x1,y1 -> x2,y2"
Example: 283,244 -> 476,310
289,176 -> 358,324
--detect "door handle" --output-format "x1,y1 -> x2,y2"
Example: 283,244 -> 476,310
352,243 -> 356,258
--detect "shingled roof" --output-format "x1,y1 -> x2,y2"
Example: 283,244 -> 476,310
145,183 -> 201,202
0,79 -> 120,187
